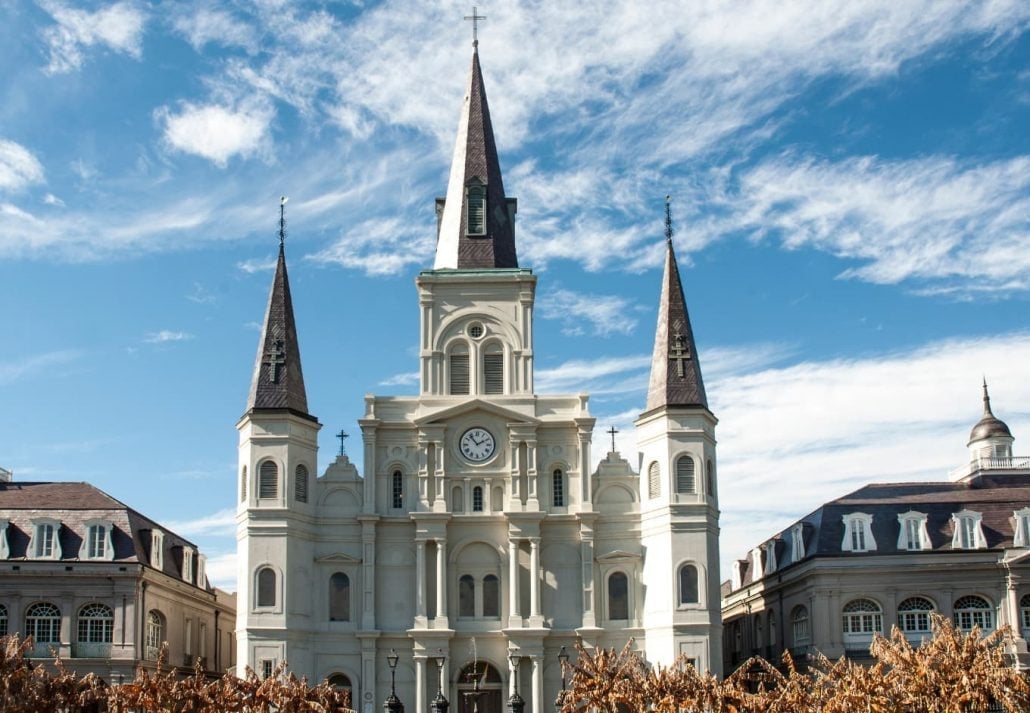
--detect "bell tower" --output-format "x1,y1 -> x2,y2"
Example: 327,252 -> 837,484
635,198 -> 722,674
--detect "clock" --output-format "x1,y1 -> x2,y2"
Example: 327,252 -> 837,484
460,427 -> 496,462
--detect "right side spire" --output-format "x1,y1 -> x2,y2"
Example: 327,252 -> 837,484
645,197 -> 708,412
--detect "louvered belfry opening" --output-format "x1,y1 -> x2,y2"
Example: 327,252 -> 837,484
450,347 -> 470,395
483,346 -> 503,394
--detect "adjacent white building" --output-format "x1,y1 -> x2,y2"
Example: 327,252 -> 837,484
236,43 -> 722,713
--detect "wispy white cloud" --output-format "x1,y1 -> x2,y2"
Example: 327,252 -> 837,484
538,287 -> 641,337
158,99 -> 275,167
379,372 -> 419,387
307,215 -> 435,276
0,139 -> 44,191
42,193 -> 64,207
202,551 -> 237,590
237,256 -> 277,274
164,507 -> 236,538
171,6 -> 256,52
143,329 -> 194,343
0,349 -> 82,385
40,1 -> 146,74
709,155 -> 1030,291
537,354 -> 651,395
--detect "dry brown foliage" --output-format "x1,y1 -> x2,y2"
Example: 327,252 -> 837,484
0,634 -> 351,712
560,614 -> 1030,713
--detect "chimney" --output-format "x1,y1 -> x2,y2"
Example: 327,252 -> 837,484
0,467 -> 12,483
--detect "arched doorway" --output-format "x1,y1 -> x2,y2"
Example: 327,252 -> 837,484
457,662 -> 503,713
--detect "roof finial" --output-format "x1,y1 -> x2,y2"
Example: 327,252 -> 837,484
982,376 -> 993,416
279,195 -> 288,247
464,6 -> 486,49
664,195 -> 674,244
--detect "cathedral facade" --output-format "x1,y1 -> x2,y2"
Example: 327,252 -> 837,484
235,44 -> 722,713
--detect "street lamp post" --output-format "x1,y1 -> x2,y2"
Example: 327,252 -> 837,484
431,649 -> 450,713
554,646 -> 569,713
384,649 -> 404,713
507,651 -> 525,713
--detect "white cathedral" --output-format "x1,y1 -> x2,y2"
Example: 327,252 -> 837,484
235,42 -> 722,713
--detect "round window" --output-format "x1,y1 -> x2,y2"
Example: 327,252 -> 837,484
468,323 -> 484,339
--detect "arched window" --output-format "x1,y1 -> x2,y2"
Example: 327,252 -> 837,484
1021,593 -> 1030,631
483,574 -> 499,617
392,470 -> 404,509
552,469 -> 565,507
842,599 -> 882,644
466,185 -> 486,235
678,564 -> 699,604
145,610 -> 164,660
954,595 -> 993,632
473,486 -> 484,512
295,464 -> 308,503
897,597 -> 934,635
459,575 -> 475,617
25,602 -> 60,645
0,604 -> 7,636
259,461 -> 278,499
449,344 -> 470,395
256,567 -> 276,608
608,572 -> 629,621
329,572 -> 350,621
483,343 -> 504,395
328,673 -> 352,702
706,459 -> 714,496
240,465 -> 247,502
675,456 -> 695,494
791,605 -> 810,646
77,603 -> 113,644
647,462 -> 660,499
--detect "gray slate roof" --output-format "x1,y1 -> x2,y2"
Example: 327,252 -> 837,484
246,242 -> 311,417
645,239 -> 708,411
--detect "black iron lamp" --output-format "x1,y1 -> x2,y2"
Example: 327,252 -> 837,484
507,650 -> 525,713
383,649 -> 403,713
431,649 -> 449,713
554,646 -> 570,713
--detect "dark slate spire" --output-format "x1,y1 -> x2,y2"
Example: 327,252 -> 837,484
246,199 -> 311,417
645,198 -> 708,412
968,378 -> 1012,444
434,46 -> 518,269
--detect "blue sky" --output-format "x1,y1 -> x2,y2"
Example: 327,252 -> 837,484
1,1 -> 1028,590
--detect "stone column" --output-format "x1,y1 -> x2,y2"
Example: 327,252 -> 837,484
530,655 -> 543,713
362,427 -> 377,513
529,538 -> 542,624
436,539 -> 448,627
577,424 -> 593,506
415,655 -> 427,713
415,540 -> 427,625
580,523 -> 596,628
509,539 -> 521,628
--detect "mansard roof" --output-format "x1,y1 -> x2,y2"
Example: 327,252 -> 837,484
246,242 -> 312,419
644,236 -> 708,412
433,47 -> 518,270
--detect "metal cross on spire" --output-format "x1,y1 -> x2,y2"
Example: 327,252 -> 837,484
607,426 -> 619,453
335,428 -> 349,457
664,194 -> 674,244
279,195 -> 289,246
464,6 -> 486,48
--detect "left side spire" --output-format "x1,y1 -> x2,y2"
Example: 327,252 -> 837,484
246,198 -> 311,417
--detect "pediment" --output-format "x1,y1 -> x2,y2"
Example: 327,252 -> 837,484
596,549 -> 641,562
315,552 -> 362,564
414,398 -> 539,427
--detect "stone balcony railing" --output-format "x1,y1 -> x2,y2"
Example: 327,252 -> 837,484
950,455 -> 1030,479
73,642 -> 112,658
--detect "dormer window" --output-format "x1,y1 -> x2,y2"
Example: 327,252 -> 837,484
842,513 -> 876,553
466,185 -> 486,235
81,520 -> 115,560
1014,508 -> 1030,547
30,519 -> 62,560
763,542 -> 777,575
791,523 -> 805,562
197,554 -> 207,587
731,560 -> 744,590
750,547 -> 763,580
182,547 -> 195,583
897,511 -> 931,551
151,530 -> 165,570
952,510 -> 986,549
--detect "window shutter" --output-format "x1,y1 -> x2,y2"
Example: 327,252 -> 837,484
259,461 -> 278,499
450,353 -> 470,395
483,352 -> 503,394
648,462 -> 660,499
467,186 -> 486,235
295,465 -> 309,503
676,456 -> 695,494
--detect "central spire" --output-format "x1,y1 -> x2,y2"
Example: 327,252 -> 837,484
433,46 -> 518,269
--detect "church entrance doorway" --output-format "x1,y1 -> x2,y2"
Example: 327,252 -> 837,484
457,662 -> 503,713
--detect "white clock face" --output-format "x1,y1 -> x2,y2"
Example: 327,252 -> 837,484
460,427 -> 496,462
